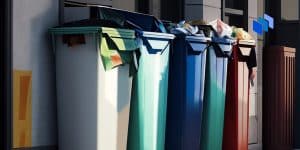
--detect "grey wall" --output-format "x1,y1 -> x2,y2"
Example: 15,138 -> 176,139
113,0 -> 135,11
281,0 -> 299,20
13,0 -> 58,147
185,0 -> 221,21
248,0 -> 264,149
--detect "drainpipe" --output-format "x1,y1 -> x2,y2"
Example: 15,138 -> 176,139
1,0 -> 12,149
59,0 -> 64,24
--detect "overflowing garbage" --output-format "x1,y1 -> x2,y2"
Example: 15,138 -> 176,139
168,18 -> 254,40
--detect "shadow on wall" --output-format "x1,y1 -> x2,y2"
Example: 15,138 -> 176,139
13,0 -> 59,148
29,0 -> 58,147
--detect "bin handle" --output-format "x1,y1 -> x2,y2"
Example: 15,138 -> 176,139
138,33 -> 171,55
207,42 -> 232,58
160,42 -> 170,55
51,34 -> 56,54
102,33 -> 139,51
187,41 -> 210,54
133,51 -> 139,70
203,45 -> 211,53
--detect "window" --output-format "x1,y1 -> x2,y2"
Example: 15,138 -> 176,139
281,0 -> 299,21
161,0 -> 183,22
222,0 -> 248,29
225,0 -> 244,10
224,14 -> 245,28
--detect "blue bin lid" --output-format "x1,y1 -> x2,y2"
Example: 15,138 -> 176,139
186,36 -> 211,53
142,31 -> 175,40
186,35 -> 211,43
212,37 -> 235,45
139,32 -> 174,53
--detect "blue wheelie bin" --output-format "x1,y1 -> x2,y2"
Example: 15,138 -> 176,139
166,33 -> 211,150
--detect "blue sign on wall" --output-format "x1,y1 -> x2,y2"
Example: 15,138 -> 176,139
253,14 -> 274,35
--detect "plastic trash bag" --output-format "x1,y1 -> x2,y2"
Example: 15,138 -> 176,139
170,20 -> 200,35
232,27 -> 253,40
208,19 -> 233,38
188,20 -> 216,37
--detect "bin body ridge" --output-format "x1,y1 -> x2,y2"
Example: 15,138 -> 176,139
127,33 -> 174,150
201,41 -> 231,150
223,43 -> 251,150
263,46 -> 295,150
166,36 -> 208,150
51,26 -> 136,150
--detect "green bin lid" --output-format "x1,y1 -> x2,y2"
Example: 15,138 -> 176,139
49,20 -> 139,71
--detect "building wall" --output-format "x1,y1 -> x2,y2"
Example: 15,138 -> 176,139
12,0 -> 59,148
12,0 -> 136,149
184,0 -> 221,21
248,0 -> 264,149
113,0 -> 135,11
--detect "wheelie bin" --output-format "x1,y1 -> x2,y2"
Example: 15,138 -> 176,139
49,19 -> 139,150
223,40 -> 256,150
166,34 -> 211,150
127,31 -> 174,150
90,7 -> 175,150
200,36 -> 235,150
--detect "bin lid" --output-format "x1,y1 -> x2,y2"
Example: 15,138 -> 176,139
49,20 -> 139,71
238,40 -> 256,46
142,31 -> 175,40
49,20 -> 135,37
212,37 -> 235,45
139,32 -> 174,53
185,35 -> 211,53
59,19 -> 123,28
49,26 -> 135,37
186,35 -> 211,43
195,25 -> 217,38
237,40 -> 256,56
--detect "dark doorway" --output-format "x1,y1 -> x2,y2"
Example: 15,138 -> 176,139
0,0 -> 12,149
137,0 -> 150,14
265,0 -> 300,65
160,0 -> 184,22
265,0 -> 300,148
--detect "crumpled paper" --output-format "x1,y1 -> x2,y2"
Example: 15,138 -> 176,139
232,27 -> 253,40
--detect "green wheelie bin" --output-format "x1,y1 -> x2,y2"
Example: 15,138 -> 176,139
127,31 -> 175,150
200,37 -> 235,150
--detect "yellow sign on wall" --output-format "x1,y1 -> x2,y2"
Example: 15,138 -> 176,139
13,70 -> 32,148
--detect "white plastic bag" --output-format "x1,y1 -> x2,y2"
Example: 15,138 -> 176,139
208,19 -> 232,37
